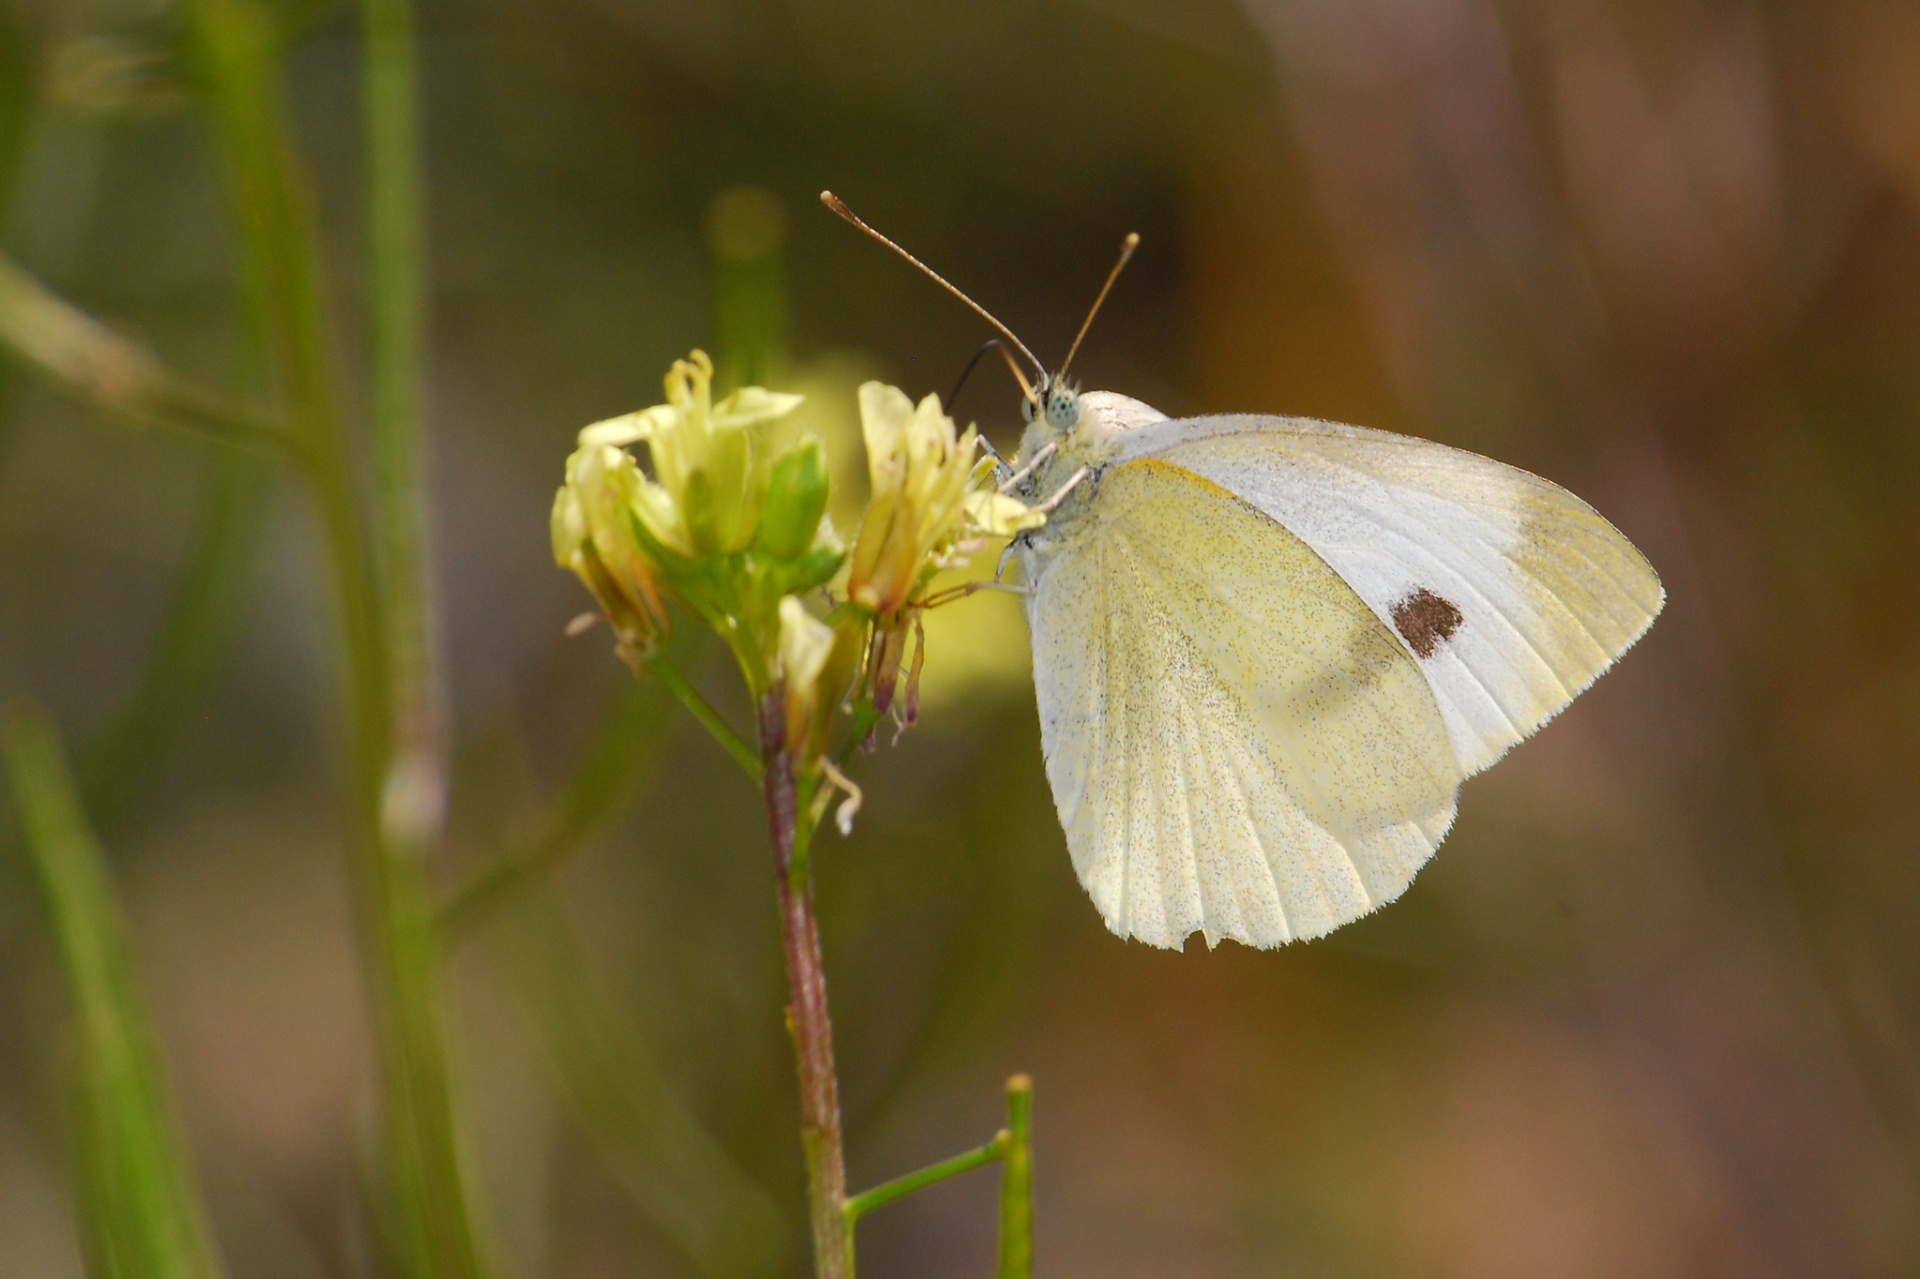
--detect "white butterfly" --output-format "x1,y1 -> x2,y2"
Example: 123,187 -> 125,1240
822,192 -> 1664,950
1007,388 -> 1662,949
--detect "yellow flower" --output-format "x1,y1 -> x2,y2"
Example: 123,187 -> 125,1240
777,595 -> 835,748
579,349 -> 803,558
551,437 -> 670,663
556,348 -> 845,678
775,596 -> 862,766
840,383 -> 1043,731
844,383 -> 1041,618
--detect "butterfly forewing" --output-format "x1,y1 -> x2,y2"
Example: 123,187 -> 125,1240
1118,417 -> 1665,777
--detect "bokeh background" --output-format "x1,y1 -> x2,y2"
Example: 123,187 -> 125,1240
4,0 -> 1920,1275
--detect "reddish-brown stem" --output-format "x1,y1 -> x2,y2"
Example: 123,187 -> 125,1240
760,690 -> 852,1278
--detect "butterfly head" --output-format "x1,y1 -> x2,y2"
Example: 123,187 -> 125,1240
1022,375 -> 1083,432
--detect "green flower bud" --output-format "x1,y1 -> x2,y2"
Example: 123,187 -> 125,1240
758,435 -> 832,561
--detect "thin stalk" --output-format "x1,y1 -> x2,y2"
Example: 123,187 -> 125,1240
0,252 -> 296,458
502,886 -> 788,1279
437,641 -> 753,934
652,652 -> 761,779
843,1136 -> 1005,1225
759,689 -> 851,1279
361,0 -> 446,857
81,452 -> 269,830
358,6 -> 488,1270
186,3 -> 488,1276
996,1075 -> 1033,1279
2,707 -> 227,1279
185,0 -> 389,782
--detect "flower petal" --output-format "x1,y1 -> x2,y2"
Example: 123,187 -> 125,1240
711,387 -> 805,429
965,490 -> 1046,536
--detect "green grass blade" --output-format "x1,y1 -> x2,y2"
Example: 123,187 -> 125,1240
2,706 -> 228,1279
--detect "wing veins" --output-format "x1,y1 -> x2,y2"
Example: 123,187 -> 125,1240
1113,512 -> 1448,798
1107,504 -> 1402,929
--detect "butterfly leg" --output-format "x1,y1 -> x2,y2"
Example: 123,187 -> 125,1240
975,432 -> 1013,483
1033,466 -> 1090,515
998,442 -> 1056,495
995,539 -> 1022,583
919,578 -> 1029,609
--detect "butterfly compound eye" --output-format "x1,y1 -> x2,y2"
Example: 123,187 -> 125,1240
1045,384 -> 1080,430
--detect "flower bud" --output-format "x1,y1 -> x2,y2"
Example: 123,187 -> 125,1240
758,435 -> 832,561
550,444 -> 670,662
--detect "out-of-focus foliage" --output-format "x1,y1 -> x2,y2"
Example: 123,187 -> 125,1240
3,707 -> 224,1279
3,0 -> 1920,1276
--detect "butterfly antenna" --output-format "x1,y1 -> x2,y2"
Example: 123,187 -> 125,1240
1056,231 -> 1140,381
822,191 -> 1047,383
992,339 -> 1037,403
947,338 -> 1003,410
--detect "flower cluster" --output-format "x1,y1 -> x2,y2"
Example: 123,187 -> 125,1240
843,383 -> 1043,725
553,352 -> 1039,794
551,350 -> 841,680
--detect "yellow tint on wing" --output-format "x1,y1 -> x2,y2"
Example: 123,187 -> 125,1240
1028,459 -> 1460,949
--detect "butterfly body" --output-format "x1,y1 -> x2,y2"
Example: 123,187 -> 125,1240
1008,390 -> 1663,950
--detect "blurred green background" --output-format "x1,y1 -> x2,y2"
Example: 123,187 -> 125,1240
4,0 -> 1920,1275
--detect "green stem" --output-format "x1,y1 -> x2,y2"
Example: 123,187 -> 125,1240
186,4 -> 487,1276
652,652 -> 761,779
362,0 -> 447,856
843,1136 -> 1006,1226
0,252 -> 296,458
357,7 -> 488,1269
996,1075 -> 1034,1279
2,707 -> 227,1279
502,887 -> 788,1278
760,689 -> 851,1279
436,638 -> 753,935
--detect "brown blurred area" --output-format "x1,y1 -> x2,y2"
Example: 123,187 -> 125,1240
4,0 -> 1920,1275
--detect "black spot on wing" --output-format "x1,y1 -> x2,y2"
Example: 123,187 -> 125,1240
1391,588 -> 1464,659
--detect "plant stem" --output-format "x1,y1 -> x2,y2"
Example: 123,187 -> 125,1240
0,252 -> 295,458
652,652 -> 762,779
358,7 -> 488,1269
3,707 -> 227,1279
996,1074 -> 1033,1279
843,1136 -> 1006,1225
759,689 -> 851,1279
81,452 -> 269,831
437,675 -> 672,934
503,887 -> 788,1279
362,0 -> 447,858
187,4 -> 488,1275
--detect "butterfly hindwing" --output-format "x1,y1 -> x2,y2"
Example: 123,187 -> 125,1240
1027,458 -> 1459,949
